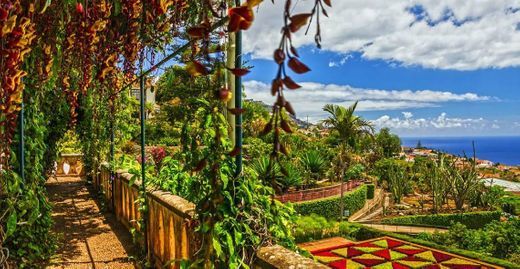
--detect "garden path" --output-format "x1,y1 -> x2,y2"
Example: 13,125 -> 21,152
45,176 -> 137,269
359,223 -> 447,234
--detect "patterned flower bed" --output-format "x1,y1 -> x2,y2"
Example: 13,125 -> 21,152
308,236 -> 502,269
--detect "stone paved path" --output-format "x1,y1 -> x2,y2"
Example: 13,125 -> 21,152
45,177 -> 137,269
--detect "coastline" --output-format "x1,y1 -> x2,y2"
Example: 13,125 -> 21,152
401,136 -> 520,166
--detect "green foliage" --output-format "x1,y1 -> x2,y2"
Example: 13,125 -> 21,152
243,137 -> 271,160
299,150 -> 326,184
292,185 -> 368,219
250,156 -> 302,193
322,101 -> 374,150
500,195 -> 520,215
149,157 -> 194,199
375,128 -> 401,158
381,211 -> 502,229
374,158 -> 411,203
2,84 -> 57,267
293,214 -> 336,243
345,164 -> 364,181
421,219 -> 520,263
366,184 -> 375,199
56,130 -> 81,154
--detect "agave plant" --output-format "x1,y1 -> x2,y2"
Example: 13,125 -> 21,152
300,150 -> 326,183
251,157 -> 303,193
279,162 -> 303,192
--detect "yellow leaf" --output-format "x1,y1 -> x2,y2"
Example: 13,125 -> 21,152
1,15 -> 17,37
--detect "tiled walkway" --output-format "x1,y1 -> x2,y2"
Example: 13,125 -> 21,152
45,177 -> 137,269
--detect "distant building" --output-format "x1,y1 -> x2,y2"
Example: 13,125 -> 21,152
130,77 -> 157,118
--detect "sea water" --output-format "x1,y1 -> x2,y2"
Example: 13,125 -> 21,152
401,136 -> 520,166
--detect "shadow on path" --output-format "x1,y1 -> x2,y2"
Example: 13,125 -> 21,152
45,176 -> 138,269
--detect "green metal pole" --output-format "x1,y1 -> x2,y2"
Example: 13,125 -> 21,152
18,100 -> 25,181
110,116 -> 115,210
139,76 -> 149,262
235,0 -> 243,177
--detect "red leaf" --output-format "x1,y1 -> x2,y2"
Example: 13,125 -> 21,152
273,49 -> 285,64
271,78 -> 283,95
280,143 -> 289,156
228,14 -> 241,32
193,159 -> 207,172
290,46 -> 300,57
187,27 -> 207,39
282,76 -> 301,89
227,108 -> 246,115
186,61 -> 209,76
260,121 -> 273,136
288,57 -> 311,74
0,8 -> 8,21
229,147 -> 241,157
280,119 -> 293,133
289,13 -> 311,33
323,0 -> 332,7
276,95 -> 286,107
284,101 -> 295,116
228,6 -> 254,32
227,67 -> 250,77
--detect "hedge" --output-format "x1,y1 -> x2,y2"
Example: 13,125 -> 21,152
381,211 -> 501,229
292,184 -> 367,219
366,184 -> 375,199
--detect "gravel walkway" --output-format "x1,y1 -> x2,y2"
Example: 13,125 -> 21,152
45,177 -> 137,269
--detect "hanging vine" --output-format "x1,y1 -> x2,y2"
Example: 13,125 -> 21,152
0,0 -> 331,267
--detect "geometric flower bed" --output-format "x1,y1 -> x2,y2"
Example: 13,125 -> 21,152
308,236 -> 502,269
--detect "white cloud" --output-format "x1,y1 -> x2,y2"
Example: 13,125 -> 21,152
244,80 -> 492,121
372,112 -> 487,130
246,0 -> 520,70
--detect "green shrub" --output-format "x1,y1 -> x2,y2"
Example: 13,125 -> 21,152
294,214 -> 336,243
381,211 -> 501,229
292,185 -> 367,219
500,195 -> 520,216
366,184 -> 375,199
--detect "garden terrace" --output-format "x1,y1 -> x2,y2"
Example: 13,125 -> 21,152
2,1 -> 519,268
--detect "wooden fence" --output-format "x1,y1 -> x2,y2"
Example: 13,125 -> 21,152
94,165 -> 324,269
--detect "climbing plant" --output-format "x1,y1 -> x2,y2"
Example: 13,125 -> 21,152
0,0 -> 332,267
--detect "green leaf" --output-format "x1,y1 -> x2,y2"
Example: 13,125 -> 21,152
226,232 -> 235,257
212,237 -> 223,258
40,0 -> 52,14
6,211 -> 18,238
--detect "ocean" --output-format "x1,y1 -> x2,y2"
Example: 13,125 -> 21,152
401,136 -> 520,166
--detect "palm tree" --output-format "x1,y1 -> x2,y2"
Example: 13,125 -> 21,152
322,101 -> 374,220
322,101 -> 374,149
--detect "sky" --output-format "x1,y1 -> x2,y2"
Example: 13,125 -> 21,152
240,0 -> 520,137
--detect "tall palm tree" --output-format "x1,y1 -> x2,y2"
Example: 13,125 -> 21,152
322,101 -> 374,220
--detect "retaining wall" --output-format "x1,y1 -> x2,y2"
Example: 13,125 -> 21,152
95,165 -> 323,269
275,180 -> 362,203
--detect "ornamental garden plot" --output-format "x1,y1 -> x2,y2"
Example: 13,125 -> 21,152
304,236 -> 502,269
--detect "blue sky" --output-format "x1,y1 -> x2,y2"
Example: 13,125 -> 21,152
241,1 -> 520,136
